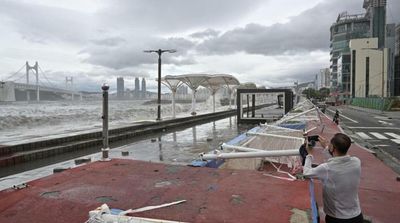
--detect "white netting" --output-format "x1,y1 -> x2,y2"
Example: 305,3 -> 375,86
220,99 -> 324,175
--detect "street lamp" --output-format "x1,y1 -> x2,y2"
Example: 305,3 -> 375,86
144,49 -> 176,120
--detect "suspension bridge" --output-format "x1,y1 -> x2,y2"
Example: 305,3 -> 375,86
0,62 -> 81,102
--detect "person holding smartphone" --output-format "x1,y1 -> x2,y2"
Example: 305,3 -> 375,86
303,133 -> 363,223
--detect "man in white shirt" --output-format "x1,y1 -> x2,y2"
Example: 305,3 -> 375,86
303,133 -> 363,223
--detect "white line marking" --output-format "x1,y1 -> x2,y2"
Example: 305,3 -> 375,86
327,109 -> 359,123
373,116 -> 387,119
375,144 -> 390,147
355,132 -> 372,140
370,132 -> 388,139
391,139 -> 400,144
347,127 -> 400,130
378,120 -> 393,126
385,132 -> 400,139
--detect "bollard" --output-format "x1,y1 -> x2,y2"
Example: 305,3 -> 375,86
101,83 -> 110,161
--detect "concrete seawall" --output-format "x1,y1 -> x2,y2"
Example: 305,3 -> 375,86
0,109 -> 237,167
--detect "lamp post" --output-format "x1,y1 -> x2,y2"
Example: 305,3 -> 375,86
144,49 -> 176,120
101,83 -> 110,161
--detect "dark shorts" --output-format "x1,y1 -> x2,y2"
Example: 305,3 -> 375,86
325,213 -> 363,223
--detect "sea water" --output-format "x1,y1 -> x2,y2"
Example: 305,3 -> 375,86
0,98 -> 226,145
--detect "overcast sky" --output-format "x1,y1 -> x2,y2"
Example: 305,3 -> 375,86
1,0 -> 399,92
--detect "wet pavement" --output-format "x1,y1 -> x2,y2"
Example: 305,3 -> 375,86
0,116 -> 249,190
0,159 -> 312,223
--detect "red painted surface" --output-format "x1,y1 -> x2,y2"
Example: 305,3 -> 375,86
0,159 -> 311,223
1,111 -> 399,223
307,113 -> 400,223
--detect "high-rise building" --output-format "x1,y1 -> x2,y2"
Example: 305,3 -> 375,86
396,24 -> 400,56
141,78 -> 146,99
349,38 -> 388,97
117,77 -> 124,99
315,68 -> 331,90
330,12 -> 370,95
363,0 -> 386,48
394,24 -> 400,96
330,0 -> 387,98
134,77 -> 140,93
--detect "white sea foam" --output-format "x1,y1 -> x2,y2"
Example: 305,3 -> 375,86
0,99 -> 229,144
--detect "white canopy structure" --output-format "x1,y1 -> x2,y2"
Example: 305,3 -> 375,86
160,76 -> 184,118
161,74 -> 240,117
200,74 -> 240,112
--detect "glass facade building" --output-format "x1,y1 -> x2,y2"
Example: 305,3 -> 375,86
330,12 -> 370,96
330,0 -> 387,98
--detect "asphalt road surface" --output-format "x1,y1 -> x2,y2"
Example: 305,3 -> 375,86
325,106 -> 400,163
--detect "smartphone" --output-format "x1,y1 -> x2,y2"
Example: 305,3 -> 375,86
308,135 -> 319,142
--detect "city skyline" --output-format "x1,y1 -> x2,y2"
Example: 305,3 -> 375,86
1,0 -> 399,92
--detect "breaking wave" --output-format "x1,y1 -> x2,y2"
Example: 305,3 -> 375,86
0,99 -> 226,143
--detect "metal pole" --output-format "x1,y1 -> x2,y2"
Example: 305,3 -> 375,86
246,132 -> 304,140
252,94 -> 255,117
228,87 -> 232,109
157,50 -> 162,121
381,49 -> 384,112
246,94 -> 249,117
191,89 -> 197,115
26,61 -> 30,101
172,89 -> 176,118
35,62 -> 39,101
212,92 -> 216,113
200,149 -> 300,160
101,83 -> 110,161
144,49 -> 176,120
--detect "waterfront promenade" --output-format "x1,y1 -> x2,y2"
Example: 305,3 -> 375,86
0,108 -> 399,222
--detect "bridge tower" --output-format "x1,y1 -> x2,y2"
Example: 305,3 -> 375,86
26,61 -> 39,101
66,76 -> 74,100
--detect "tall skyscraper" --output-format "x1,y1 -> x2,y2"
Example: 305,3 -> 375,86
134,77 -> 140,93
117,77 -> 124,99
364,0 -> 386,48
141,78 -> 146,99
134,77 -> 140,99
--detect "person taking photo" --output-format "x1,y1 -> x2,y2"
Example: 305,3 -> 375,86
303,133 -> 363,223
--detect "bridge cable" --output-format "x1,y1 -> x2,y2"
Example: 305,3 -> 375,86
12,72 -> 28,83
38,65 -> 61,89
2,64 -> 26,81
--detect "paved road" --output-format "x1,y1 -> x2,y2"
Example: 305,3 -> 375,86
325,106 -> 400,162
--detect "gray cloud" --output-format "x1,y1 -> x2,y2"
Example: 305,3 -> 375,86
0,0 -> 93,44
2,0 -> 399,90
190,29 -> 220,39
81,36 -> 196,69
97,0 -> 264,33
90,37 -> 126,47
196,0 -> 366,56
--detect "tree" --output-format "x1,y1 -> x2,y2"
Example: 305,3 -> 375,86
319,87 -> 330,99
302,88 -> 319,99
